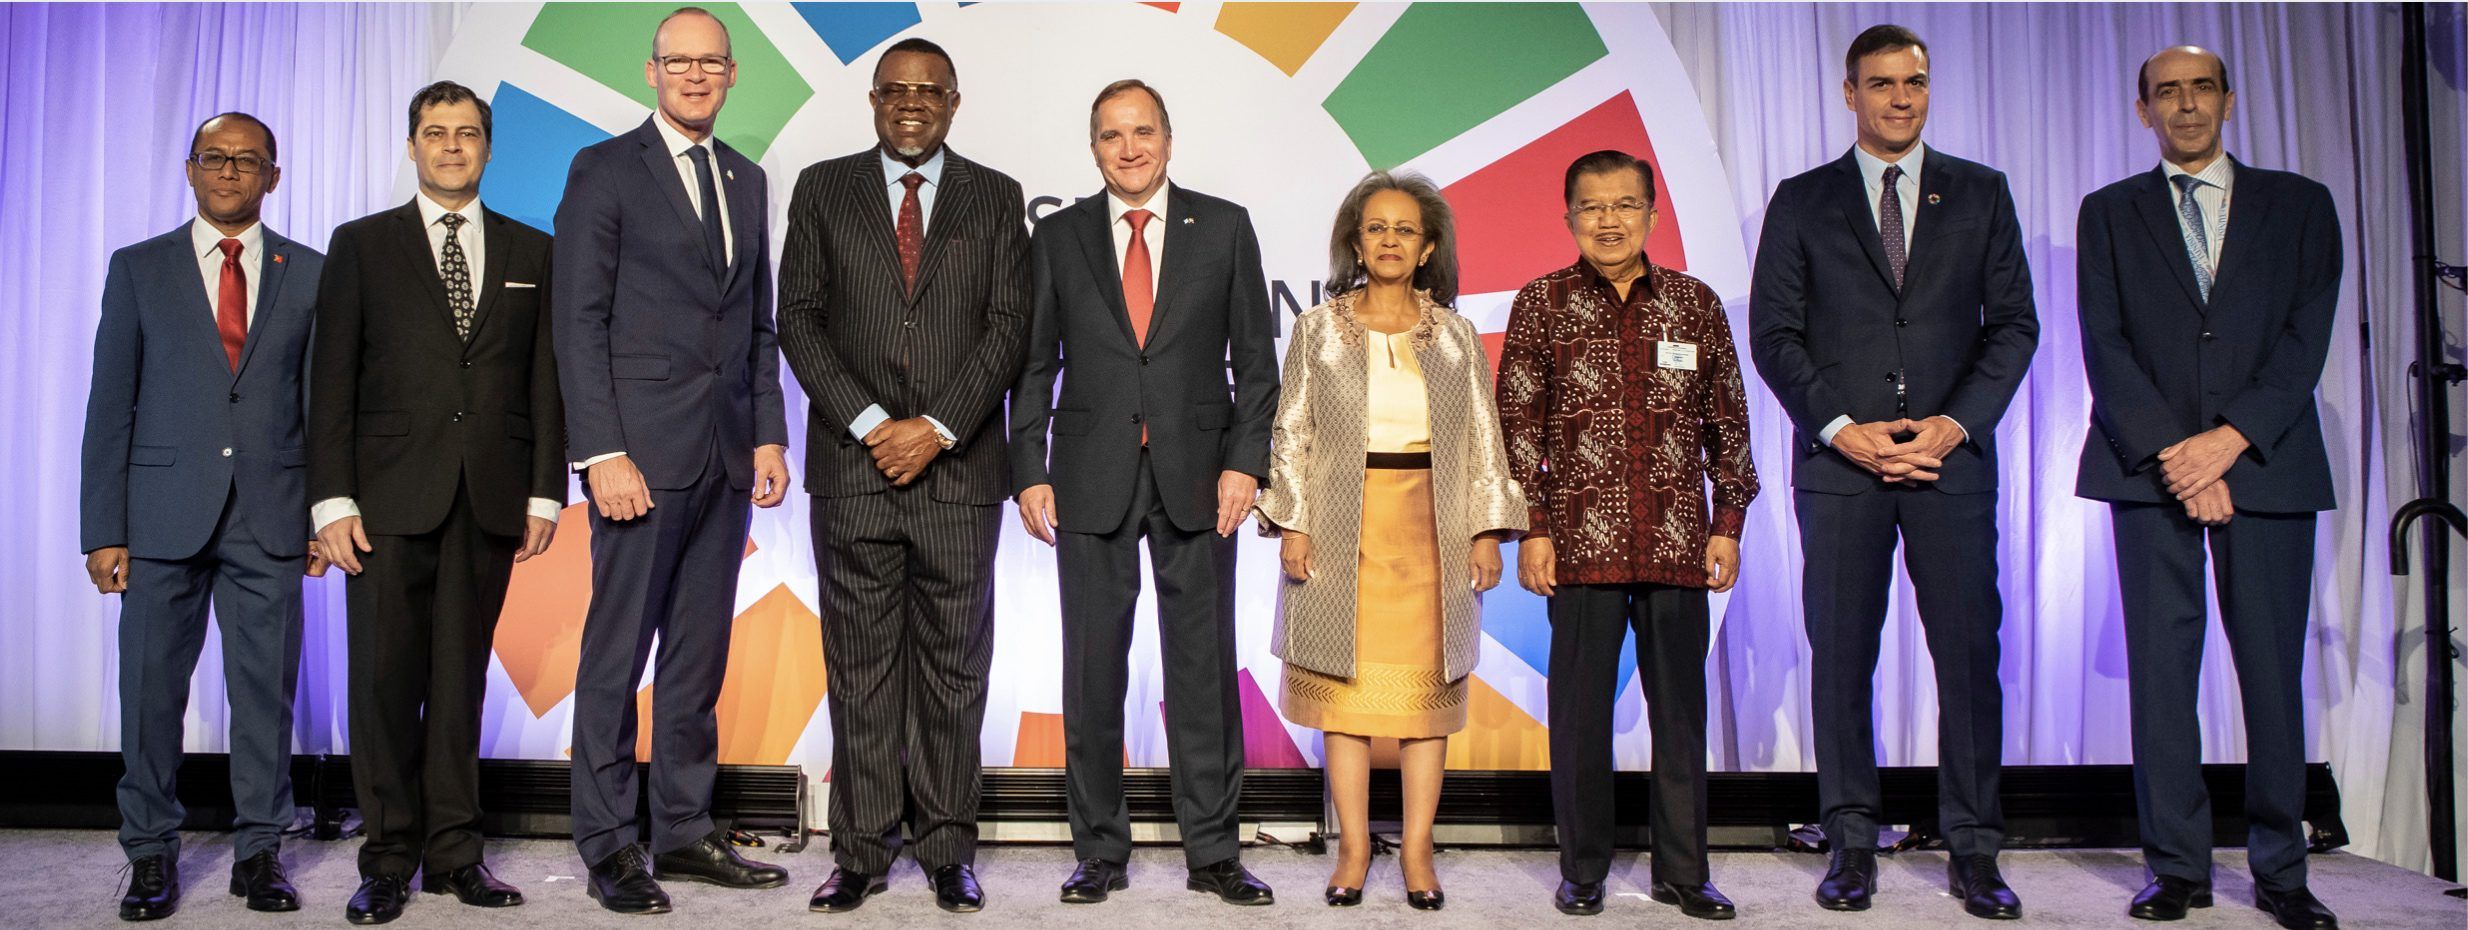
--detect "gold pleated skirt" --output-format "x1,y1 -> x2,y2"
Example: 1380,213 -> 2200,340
1279,467 -> 1466,739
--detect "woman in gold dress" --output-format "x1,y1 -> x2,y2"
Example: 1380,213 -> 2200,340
1254,171 -> 1528,910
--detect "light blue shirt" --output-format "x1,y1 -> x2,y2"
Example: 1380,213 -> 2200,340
2161,154 -> 2234,274
850,146 -> 955,445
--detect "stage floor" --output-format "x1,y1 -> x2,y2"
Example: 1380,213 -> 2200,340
5,829 -> 2461,928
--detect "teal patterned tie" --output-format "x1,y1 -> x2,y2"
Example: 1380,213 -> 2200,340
2172,175 -> 2212,302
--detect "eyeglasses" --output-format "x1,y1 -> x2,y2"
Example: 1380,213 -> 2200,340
873,81 -> 953,104
188,152 -> 270,175
1569,200 -> 1650,221
1359,222 -> 1425,240
658,55 -> 733,75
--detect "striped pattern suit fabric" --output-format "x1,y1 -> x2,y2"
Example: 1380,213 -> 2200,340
1253,293 -> 1527,683
776,147 -> 1030,874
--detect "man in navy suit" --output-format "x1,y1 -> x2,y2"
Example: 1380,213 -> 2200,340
552,7 -> 792,914
1749,24 -> 2038,920
81,112 -> 327,922
2076,46 -> 2342,930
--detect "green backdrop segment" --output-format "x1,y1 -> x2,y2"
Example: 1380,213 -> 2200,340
523,2 -> 811,161
1321,3 -> 1606,168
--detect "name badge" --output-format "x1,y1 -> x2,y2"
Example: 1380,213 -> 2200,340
1656,340 -> 1699,371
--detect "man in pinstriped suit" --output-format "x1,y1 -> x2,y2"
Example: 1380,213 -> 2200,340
776,37 -> 1030,915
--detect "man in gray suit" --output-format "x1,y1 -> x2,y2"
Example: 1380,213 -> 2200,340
1010,78 -> 1281,907
777,37 -> 1029,915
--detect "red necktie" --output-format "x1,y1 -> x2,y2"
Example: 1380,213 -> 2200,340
1122,209 -> 1154,444
896,172 -> 925,292
215,238 -> 247,371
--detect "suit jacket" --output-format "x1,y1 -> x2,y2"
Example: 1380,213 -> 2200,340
82,222 -> 323,560
1254,294 -> 1527,682
776,148 -> 1029,506
1749,147 -> 2040,495
2073,160 -> 2341,512
309,201 -> 566,537
1009,184 -> 1280,535
552,117 -> 788,492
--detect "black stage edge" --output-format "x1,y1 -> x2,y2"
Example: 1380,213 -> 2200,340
4,752 -> 2342,853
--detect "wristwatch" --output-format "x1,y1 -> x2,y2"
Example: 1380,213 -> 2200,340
936,432 -> 957,451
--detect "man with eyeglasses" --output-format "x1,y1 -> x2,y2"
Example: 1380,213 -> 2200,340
81,111 -> 328,921
551,6 -> 792,915
1496,150 -> 1757,919
776,36 -> 1028,915
1748,24 -> 2037,920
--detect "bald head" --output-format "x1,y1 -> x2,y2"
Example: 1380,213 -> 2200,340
2138,45 -> 2230,102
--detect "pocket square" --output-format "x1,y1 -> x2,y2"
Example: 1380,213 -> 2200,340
504,281 -> 538,289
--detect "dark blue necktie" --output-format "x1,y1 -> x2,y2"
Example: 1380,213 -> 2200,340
687,146 -> 726,280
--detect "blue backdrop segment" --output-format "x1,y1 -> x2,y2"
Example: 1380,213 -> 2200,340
477,82 -> 614,234
791,3 -> 921,66
1486,541 -> 1639,695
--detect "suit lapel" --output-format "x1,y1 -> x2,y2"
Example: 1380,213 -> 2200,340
167,226 -> 227,367
1147,185 -> 1200,347
394,202 -> 456,336
1074,199 -> 1140,349
465,209 -> 514,346
2130,169 -> 2208,311
231,232 -> 293,383
1829,152 -> 1899,295
2209,158 -> 2267,305
1895,153 -> 1954,299
718,141 -> 758,292
910,153 -> 971,304
637,120 -> 718,279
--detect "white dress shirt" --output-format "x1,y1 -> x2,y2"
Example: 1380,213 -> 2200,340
574,117 -> 743,472
2162,154 -> 2234,275
191,217 -> 263,328
845,147 -> 955,444
1107,178 -> 1171,299
1822,143 -> 1965,447
313,195 -> 561,533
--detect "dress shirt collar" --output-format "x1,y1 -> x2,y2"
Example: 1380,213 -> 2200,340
652,111 -> 715,161
2161,152 -> 2236,196
191,215 -> 264,260
1107,179 -> 1173,227
1853,140 -> 1926,190
413,191 -> 485,230
880,145 -> 945,190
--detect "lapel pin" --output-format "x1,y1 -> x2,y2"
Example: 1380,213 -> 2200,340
273,254 -> 285,264
1926,193 -> 1942,205
726,169 -> 736,181
1182,217 -> 1194,225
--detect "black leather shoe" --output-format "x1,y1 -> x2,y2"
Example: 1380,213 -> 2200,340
931,864 -> 984,913
1815,847 -> 1876,911
652,832 -> 789,888
1949,854 -> 2021,919
345,875 -> 410,925
1556,880 -> 1606,915
422,863 -> 523,907
808,868 -> 887,913
2254,886 -> 2339,930
1652,881 -> 1737,920
2129,875 -> 2213,920
1060,858 -> 1128,903
229,850 -> 300,912
1324,885 -> 1362,907
586,846 -> 672,915
1186,858 -> 1274,906
118,854 -> 180,921
1407,889 -> 1446,910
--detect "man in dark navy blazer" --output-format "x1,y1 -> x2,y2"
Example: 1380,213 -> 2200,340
80,112 -> 326,921
551,7 -> 791,915
1010,79 -> 1281,907
2076,46 -> 2342,930
1749,25 -> 2038,920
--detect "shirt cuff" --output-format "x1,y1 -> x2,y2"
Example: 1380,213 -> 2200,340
1936,415 -> 1970,445
1818,414 -> 1856,447
921,415 -> 955,443
573,451 -> 626,471
311,497 -> 359,534
527,498 -> 563,523
849,404 -> 891,441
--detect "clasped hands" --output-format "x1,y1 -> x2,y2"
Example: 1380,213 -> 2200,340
1831,415 -> 1963,484
2157,424 -> 2248,527
863,417 -> 944,486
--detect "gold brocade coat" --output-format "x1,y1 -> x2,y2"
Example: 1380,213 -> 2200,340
1253,292 -> 1529,682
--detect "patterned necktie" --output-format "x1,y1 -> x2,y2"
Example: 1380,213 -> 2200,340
438,213 -> 475,341
1879,164 -> 1908,290
896,172 -> 926,292
215,238 -> 247,371
687,146 -> 726,279
2173,174 -> 2213,302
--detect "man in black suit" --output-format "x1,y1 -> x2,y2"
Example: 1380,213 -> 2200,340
777,37 -> 1028,915
2076,46 -> 2342,930
1748,24 -> 2038,920
309,81 -> 558,924
551,7 -> 792,914
1010,79 -> 1280,907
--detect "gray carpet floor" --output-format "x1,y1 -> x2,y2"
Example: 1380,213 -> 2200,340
9,829 -> 2463,928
